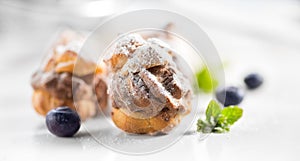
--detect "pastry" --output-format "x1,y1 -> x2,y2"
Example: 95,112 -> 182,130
106,34 -> 192,134
31,31 -> 108,120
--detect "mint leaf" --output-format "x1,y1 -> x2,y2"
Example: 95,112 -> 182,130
197,119 -> 213,133
213,125 -> 230,133
220,106 -> 243,125
196,66 -> 218,93
205,100 -> 222,124
197,100 -> 243,134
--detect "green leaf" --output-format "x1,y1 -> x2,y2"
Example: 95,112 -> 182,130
197,119 -> 213,133
220,106 -> 243,125
196,66 -> 218,93
196,100 -> 243,134
212,126 -> 230,133
213,120 -> 231,133
205,100 -> 222,124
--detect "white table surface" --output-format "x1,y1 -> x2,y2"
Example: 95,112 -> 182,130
1,0 -> 300,160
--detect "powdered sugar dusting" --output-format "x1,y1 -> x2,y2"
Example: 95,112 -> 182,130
108,33 -> 193,132
114,33 -> 146,57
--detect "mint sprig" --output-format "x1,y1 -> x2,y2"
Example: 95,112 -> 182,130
197,100 -> 243,133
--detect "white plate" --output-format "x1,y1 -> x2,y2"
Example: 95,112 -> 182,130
76,9 -> 224,155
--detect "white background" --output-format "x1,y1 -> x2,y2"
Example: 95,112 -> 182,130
0,0 -> 300,160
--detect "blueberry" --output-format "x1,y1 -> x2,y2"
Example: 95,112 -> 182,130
46,107 -> 81,137
244,73 -> 263,89
216,86 -> 244,106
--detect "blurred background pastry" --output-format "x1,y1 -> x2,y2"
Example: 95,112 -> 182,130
31,31 -> 108,120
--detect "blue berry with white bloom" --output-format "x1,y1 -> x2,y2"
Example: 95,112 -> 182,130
46,107 -> 81,137
216,86 -> 244,106
244,73 -> 263,89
